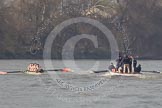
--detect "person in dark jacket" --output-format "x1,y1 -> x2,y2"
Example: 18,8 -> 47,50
109,63 -> 116,71
123,55 -> 130,74
116,56 -> 123,70
128,56 -> 133,73
135,64 -> 141,73
133,59 -> 137,71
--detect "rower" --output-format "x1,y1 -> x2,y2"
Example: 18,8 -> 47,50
118,67 -> 123,73
36,64 -> 44,73
27,64 -> 31,71
33,63 -> 37,72
108,63 -> 116,72
35,64 -> 39,72
27,63 -> 34,72
27,63 -> 43,73
135,64 -> 141,73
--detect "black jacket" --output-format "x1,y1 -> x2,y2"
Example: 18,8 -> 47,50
123,57 -> 130,64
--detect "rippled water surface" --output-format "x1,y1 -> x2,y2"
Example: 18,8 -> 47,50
0,60 -> 162,108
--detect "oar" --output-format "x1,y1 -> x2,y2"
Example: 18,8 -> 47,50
0,68 -> 73,75
45,68 -> 73,72
92,70 -> 109,73
7,71 -> 24,73
142,70 -> 161,74
46,69 -> 62,71
0,70 -> 24,75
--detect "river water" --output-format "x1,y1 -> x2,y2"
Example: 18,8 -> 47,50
0,60 -> 162,108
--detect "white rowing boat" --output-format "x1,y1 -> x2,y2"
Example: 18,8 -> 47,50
25,71 -> 43,75
103,72 -> 143,77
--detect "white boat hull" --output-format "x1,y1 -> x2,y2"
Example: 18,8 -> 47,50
103,72 -> 143,77
25,71 -> 42,75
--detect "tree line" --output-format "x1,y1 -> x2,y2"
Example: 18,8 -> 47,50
0,0 -> 162,59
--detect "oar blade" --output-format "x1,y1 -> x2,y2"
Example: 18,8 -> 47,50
0,71 -> 8,75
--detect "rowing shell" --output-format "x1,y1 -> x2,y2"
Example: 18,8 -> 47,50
0,71 -> 43,75
25,71 -> 43,75
103,72 -> 143,77
0,69 -> 72,75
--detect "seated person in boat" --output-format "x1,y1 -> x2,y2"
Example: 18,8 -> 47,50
27,63 -> 34,72
36,64 -> 44,73
118,67 -> 123,73
108,63 -> 116,72
134,64 -> 141,73
27,63 -> 43,73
